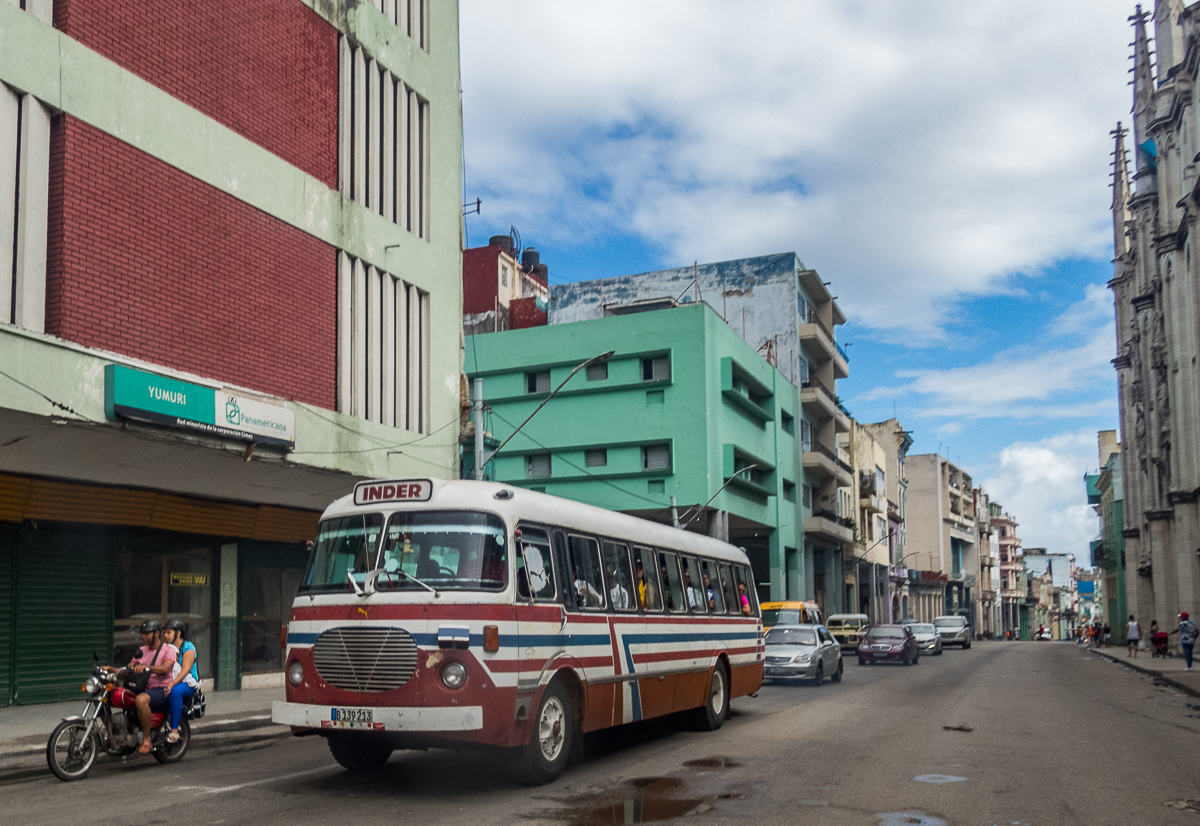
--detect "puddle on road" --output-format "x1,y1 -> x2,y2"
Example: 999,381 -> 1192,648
537,773 -> 753,826
682,756 -> 742,769
1165,799 -> 1200,813
875,814 -> 948,826
913,774 -> 967,784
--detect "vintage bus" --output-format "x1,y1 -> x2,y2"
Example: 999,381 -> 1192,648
272,478 -> 763,784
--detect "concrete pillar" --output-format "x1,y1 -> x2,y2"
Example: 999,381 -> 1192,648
768,528 -> 783,601
13,94 -> 50,333
217,543 -> 240,691
0,82 -> 18,325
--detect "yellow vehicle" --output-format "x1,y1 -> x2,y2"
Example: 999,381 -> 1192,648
826,613 -> 871,650
760,600 -> 823,631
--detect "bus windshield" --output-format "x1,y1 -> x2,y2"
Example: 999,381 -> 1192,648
374,510 -> 507,592
299,510 -> 508,594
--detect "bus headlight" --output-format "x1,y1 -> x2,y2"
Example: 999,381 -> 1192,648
441,662 -> 467,689
288,661 -> 305,686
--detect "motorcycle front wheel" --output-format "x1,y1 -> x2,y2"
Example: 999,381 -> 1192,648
153,719 -> 190,764
47,720 -> 98,781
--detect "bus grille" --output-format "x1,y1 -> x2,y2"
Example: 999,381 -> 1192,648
312,627 -> 419,692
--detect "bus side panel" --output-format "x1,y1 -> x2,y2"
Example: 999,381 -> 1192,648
730,662 -> 763,698
636,674 -> 676,719
582,682 -> 615,732
671,669 -> 709,713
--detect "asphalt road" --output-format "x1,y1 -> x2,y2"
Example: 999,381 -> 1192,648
6,643 -> 1200,826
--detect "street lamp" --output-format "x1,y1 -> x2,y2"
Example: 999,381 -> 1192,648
473,350 -> 616,481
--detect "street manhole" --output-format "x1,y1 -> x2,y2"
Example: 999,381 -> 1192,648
913,774 -> 967,784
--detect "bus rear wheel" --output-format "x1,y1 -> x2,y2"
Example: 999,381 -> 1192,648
327,734 -> 393,772
510,681 -> 573,786
690,661 -> 729,731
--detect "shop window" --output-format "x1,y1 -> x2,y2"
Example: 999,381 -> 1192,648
242,566 -> 303,674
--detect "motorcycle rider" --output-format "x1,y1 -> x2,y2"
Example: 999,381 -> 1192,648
161,619 -> 199,743
103,620 -> 177,754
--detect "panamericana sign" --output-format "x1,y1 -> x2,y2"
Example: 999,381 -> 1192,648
104,364 -> 295,448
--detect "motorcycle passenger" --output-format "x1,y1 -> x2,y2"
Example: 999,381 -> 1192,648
161,619 -> 199,744
123,620 -> 178,754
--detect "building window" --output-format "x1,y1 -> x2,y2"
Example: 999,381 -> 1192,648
336,252 -> 429,431
643,444 -> 671,471
642,355 -> 669,382
780,410 -> 794,435
585,449 -> 607,467
527,454 -> 551,478
783,480 -> 796,502
527,371 -> 551,394
340,38 -> 430,238
798,357 -> 810,385
802,484 -> 813,518
500,266 -> 508,288
586,362 -> 608,382
800,420 -> 813,452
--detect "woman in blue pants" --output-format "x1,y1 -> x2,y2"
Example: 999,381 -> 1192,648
162,619 -> 200,742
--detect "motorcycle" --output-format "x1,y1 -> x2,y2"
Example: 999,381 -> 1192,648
45,656 -> 205,781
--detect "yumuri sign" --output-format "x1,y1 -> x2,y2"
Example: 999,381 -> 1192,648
104,364 -> 295,448
353,479 -> 433,505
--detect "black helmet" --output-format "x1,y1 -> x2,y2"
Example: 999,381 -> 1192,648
163,619 -> 187,636
138,620 -> 162,634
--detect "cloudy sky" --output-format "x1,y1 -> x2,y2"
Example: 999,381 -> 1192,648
459,1 -> 1136,557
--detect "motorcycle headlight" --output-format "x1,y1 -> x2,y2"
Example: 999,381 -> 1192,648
287,661 -> 304,686
82,676 -> 101,693
441,662 -> 467,689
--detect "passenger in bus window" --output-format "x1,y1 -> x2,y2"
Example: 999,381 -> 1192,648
717,564 -> 738,612
634,555 -> 661,611
602,542 -> 635,611
683,568 -> 703,612
570,563 -> 602,607
737,581 -> 753,615
608,564 -> 632,609
703,571 -> 723,613
657,552 -> 685,612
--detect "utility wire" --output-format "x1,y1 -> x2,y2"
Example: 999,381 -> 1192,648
0,367 -> 98,422
288,416 -> 459,456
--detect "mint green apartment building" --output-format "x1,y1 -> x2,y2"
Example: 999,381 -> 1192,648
464,302 -> 805,601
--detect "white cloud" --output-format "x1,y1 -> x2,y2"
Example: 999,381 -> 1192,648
461,0 -> 1132,336
979,428 -> 1101,556
856,318 -> 1116,420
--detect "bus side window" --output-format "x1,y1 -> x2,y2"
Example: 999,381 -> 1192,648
735,566 -> 759,616
700,559 -> 724,613
516,527 -> 556,601
552,532 -> 571,605
632,546 -> 662,611
657,552 -> 686,613
717,563 -> 737,614
681,556 -> 706,613
601,541 -> 636,612
567,535 -> 606,610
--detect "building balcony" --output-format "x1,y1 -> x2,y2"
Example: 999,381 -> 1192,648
981,589 -> 997,603
799,378 -> 851,432
860,492 -> 886,513
798,319 -> 850,379
802,441 -> 854,486
804,510 -> 854,545
1001,588 -> 1024,600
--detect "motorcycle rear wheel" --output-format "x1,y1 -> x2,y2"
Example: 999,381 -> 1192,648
47,720 -> 98,781
153,719 -> 191,764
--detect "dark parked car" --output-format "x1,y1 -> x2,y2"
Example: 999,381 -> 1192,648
857,624 -> 920,666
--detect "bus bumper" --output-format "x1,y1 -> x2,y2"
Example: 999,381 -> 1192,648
272,700 -> 484,732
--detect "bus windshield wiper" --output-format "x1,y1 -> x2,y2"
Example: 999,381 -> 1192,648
358,567 -> 441,598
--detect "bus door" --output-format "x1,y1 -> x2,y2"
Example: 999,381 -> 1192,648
514,526 -> 561,725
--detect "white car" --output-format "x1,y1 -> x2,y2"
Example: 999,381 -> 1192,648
933,615 -> 972,649
906,622 -> 943,655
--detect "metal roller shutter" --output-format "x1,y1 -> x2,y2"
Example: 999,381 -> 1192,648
0,525 -> 14,706
14,524 -> 112,704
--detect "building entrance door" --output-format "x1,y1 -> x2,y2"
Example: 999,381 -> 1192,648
113,547 -> 214,677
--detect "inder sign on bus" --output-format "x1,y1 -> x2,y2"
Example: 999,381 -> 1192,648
353,479 -> 433,506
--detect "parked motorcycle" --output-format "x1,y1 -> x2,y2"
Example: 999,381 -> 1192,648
45,657 -> 204,781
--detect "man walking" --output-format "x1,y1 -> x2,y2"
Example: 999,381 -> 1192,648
1126,615 -> 1142,657
1169,612 -> 1198,671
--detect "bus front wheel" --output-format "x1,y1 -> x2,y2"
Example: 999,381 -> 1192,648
690,661 -> 729,731
327,734 -> 393,772
510,681 -> 573,786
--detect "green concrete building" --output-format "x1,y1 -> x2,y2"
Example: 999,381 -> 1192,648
464,302 -> 804,601
1088,446 -> 1127,642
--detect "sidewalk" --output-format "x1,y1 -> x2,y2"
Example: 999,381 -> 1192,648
0,686 -> 283,756
1088,645 -> 1200,697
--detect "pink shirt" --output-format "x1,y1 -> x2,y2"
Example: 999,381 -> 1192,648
133,643 -> 178,689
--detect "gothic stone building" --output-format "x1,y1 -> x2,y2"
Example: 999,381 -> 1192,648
1110,0 -> 1200,627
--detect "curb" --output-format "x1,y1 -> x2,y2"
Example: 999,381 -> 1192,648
1088,646 -> 1200,698
0,711 -> 279,762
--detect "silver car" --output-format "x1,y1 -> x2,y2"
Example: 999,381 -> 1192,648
907,622 -> 943,656
762,624 -> 843,686
933,615 -> 972,649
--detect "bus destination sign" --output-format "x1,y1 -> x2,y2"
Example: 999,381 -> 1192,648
353,479 -> 433,506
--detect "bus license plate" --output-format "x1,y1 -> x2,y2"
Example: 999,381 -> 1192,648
332,707 -> 373,725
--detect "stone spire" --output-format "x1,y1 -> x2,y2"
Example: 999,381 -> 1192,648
1112,122 -> 1132,257
1131,5 -> 1158,185
1154,0 -> 1185,76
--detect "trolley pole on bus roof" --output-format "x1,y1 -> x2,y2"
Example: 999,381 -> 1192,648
473,350 -> 615,483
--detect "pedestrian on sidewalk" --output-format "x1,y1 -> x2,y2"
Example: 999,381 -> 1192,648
1149,620 -> 1161,656
1126,615 -> 1143,657
1103,623 -> 1112,647
1169,612 -> 1198,671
